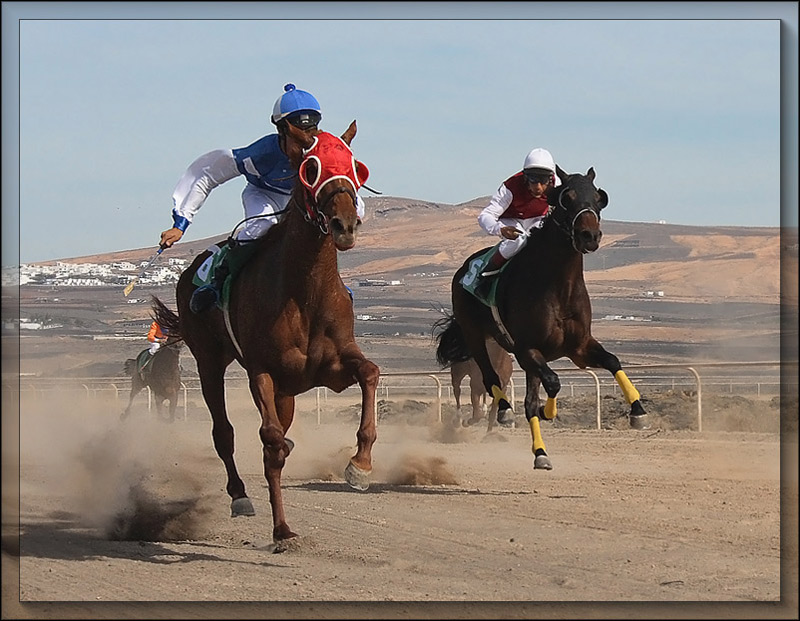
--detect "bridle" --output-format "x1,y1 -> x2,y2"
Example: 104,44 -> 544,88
547,182 -> 603,252
296,131 -> 367,237
298,182 -> 358,236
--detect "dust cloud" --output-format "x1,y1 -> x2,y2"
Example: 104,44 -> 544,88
277,401 -> 462,488
19,394 -> 213,542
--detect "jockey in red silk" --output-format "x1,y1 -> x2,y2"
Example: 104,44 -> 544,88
475,148 -> 562,288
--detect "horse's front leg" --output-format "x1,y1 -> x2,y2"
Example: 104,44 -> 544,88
576,338 -> 649,430
167,392 -> 178,423
121,382 -> 142,420
339,351 -> 380,492
468,374 -> 486,427
452,379 -> 465,427
516,349 -> 560,471
249,372 -> 296,541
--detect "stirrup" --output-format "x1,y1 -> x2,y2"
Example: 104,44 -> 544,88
480,268 -> 501,277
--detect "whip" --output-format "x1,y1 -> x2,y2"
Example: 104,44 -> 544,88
123,246 -> 166,297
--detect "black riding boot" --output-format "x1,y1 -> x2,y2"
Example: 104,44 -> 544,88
189,240 -> 258,313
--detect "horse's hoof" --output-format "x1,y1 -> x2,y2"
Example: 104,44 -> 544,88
231,497 -> 256,517
284,437 -> 295,455
344,461 -> 371,491
629,413 -> 650,430
533,454 -> 553,470
270,535 -> 301,554
497,408 -> 514,427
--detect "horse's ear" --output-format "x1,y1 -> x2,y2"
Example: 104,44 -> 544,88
341,120 -> 357,146
545,184 -> 563,207
586,167 -> 596,182
555,164 -> 567,184
597,188 -> 609,210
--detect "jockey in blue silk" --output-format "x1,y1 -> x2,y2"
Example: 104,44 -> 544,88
158,83 -> 366,313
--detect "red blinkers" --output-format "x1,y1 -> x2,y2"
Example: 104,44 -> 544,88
298,132 -> 369,201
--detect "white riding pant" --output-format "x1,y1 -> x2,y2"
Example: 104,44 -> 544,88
496,216 -> 544,259
235,184 -> 293,241
148,342 -> 161,356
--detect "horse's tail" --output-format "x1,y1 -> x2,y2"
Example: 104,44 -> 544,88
432,311 -> 472,368
150,296 -> 181,338
123,358 -> 136,376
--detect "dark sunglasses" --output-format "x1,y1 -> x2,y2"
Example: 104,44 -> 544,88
524,173 -> 552,185
286,111 -> 321,130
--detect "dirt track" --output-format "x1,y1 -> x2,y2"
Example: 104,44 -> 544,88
3,389 -> 797,619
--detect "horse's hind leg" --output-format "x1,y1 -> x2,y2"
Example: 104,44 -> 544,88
515,348 -> 560,470
121,384 -> 142,420
197,358 -> 253,517
578,338 -> 649,430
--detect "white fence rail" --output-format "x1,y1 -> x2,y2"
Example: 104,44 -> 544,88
8,361 -> 793,432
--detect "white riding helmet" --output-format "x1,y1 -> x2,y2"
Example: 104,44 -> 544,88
523,148 -> 556,175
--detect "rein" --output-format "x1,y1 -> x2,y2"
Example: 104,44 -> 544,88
299,185 -> 358,236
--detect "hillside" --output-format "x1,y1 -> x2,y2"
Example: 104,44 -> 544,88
14,195 -> 792,375
45,195 -> 786,305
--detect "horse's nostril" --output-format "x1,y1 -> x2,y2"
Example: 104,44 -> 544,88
331,218 -> 345,234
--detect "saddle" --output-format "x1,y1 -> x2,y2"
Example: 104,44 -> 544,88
459,247 -> 511,307
135,349 -> 154,380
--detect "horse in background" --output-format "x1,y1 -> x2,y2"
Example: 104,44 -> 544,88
437,165 -> 648,471
122,336 -> 182,422
153,120 -> 378,544
437,324 -> 514,430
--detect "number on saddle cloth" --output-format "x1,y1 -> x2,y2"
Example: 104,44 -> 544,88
459,246 -> 509,307
192,243 -> 227,287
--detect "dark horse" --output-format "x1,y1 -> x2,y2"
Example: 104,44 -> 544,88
152,120 -> 379,542
122,335 -> 182,422
435,165 -> 648,470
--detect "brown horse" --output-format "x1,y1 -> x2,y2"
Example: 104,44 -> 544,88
122,335 -> 182,422
436,165 -> 648,470
152,120 -> 379,543
437,330 -> 513,430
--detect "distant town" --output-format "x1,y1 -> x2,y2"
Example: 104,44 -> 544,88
5,257 -> 189,288
3,261 -> 413,291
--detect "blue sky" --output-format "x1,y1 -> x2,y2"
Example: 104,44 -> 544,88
3,2 -> 797,264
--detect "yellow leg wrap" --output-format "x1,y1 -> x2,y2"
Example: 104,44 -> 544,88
529,417 -> 546,454
543,397 -> 557,420
615,370 -> 640,404
491,384 -> 509,404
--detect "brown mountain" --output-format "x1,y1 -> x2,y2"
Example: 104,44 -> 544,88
45,195 -> 787,305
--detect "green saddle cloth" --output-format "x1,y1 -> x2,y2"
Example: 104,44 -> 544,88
191,244 -> 233,310
459,246 -> 510,307
136,349 -> 153,377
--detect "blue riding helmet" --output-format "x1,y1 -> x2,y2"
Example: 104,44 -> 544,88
271,83 -> 322,127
